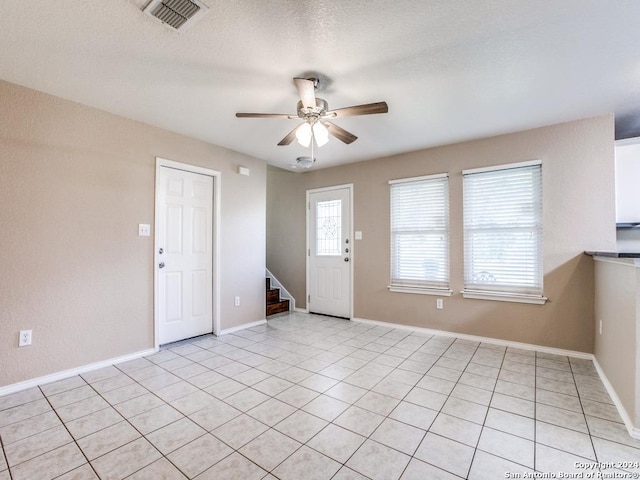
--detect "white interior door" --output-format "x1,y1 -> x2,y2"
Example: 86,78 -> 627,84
158,166 -> 213,344
308,186 -> 352,318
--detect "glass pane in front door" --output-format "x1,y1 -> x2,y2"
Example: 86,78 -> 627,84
316,199 -> 342,256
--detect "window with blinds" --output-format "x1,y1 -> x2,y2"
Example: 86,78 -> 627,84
389,173 -> 450,293
462,160 -> 545,303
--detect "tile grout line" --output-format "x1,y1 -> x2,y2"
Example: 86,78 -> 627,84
216,324 -> 568,478
207,322 -> 380,478
466,341 -> 508,478
113,324 -> 636,478
35,384 -> 101,480
115,342 -> 259,479
221,327 -> 426,478
133,338 -> 296,478
324,332 -> 434,480
320,329 -> 434,479
353,335 -> 480,478
229,328 -> 416,479
464,346 -> 548,473
100,323 -> 640,477
534,357 -> 611,469
4,314 -> 640,479
568,358 -> 602,476
6,329 -> 435,480
50,377 -> 165,479
159,330 -> 366,478
163,330 -> 326,471
166,337 -> 312,478
432,338 -> 484,480
371,336 -> 507,478
0,432 -> 14,480
89,361 -> 200,479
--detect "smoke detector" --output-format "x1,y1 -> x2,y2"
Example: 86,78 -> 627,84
143,0 -> 209,31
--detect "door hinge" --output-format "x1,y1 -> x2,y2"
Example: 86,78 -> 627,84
308,201 -> 310,210
308,294 -> 310,303
308,249 -> 310,256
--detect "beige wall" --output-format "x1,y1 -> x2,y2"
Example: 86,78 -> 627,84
594,257 -> 639,428
267,115 -> 616,353
0,80 -> 266,388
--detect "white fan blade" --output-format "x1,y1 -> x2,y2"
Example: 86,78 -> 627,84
294,78 -> 316,109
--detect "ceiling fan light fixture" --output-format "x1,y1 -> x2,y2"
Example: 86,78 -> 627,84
313,122 -> 329,147
296,122 -> 312,147
296,156 -> 316,168
236,76 -> 388,148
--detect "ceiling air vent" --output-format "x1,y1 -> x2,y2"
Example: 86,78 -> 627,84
143,0 -> 209,31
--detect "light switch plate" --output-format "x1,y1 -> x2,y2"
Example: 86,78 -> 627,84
355,231 -> 363,240
138,224 -> 151,237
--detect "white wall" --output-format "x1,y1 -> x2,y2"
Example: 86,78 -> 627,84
594,257 -> 640,434
0,79 -> 266,388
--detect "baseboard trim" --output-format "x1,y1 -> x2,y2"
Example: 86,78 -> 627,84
351,317 -> 592,359
218,319 -> 267,335
294,308 -> 309,313
1,319 -> 269,397
4,315 -> 637,440
0,348 -> 157,397
353,316 -> 640,439
592,357 -> 640,440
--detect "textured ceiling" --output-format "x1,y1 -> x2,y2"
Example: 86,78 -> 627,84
1,0 -> 639,170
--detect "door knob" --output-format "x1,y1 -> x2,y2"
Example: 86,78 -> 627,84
159,262 -> 165,269
344,257 -> 350,262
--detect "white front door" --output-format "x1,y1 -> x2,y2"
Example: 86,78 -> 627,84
158,166 -> 213,344
308,186 -> 352,318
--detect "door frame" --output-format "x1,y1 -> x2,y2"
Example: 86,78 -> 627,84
154,157 -> 221,348
306,183 -> 354,320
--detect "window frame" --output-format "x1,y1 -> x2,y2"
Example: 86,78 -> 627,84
462,160 -> 547,304
388,173 -> 452,296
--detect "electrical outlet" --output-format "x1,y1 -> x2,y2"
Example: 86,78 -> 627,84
19,330 -> 32,347
234,296 -> 240,307
436,298 -> 443,309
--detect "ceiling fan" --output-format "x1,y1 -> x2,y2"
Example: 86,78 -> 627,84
235,77 -> 388,148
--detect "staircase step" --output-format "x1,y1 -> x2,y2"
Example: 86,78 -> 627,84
267,299 -> 290,316
266,289 -> 280,304
265,277 -> 290,316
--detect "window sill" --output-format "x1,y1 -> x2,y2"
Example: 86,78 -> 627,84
461,290 -> 548,305
388,286 -> 453,296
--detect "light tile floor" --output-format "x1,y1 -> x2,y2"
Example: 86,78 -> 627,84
1,312 -> 640,479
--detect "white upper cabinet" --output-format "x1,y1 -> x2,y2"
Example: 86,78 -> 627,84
615,139 -> 640,224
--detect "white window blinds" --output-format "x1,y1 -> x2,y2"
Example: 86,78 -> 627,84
390,174 -> 449,290
463,161 -> 543,298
